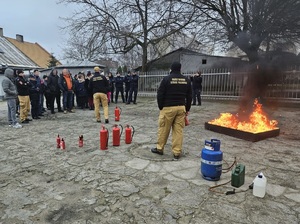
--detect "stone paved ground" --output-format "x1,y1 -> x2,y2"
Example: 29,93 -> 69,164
0,98 -> 299,224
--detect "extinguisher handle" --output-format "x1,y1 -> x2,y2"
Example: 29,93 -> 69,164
119,107 -> 122,115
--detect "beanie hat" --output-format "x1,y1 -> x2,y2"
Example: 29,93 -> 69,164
94,66 -> 100,72
170,62 -> 181,72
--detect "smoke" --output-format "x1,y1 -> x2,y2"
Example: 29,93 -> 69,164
237,59 -> 282,121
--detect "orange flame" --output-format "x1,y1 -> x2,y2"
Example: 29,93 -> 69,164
208,99 -> 278,133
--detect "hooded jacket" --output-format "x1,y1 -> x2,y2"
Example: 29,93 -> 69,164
2,68 -> 18,99
47,69 -> 60,94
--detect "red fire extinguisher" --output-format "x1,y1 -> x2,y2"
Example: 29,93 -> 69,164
112,124 -> 123,146
79,135 -> 83,147
60,138 -> 66,150
115,106 -> 122,121
100,125 -> 109,150
125,125 -> 135,144
56,134 -> 61,148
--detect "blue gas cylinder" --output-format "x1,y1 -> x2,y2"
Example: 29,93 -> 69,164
201,139 -> 223,181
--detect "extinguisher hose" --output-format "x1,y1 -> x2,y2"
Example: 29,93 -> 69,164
131,125 -> 135,140
106,128 -> 109,148
119,124 -> 123,138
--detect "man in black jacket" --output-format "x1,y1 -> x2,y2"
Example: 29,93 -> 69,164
15,70 -> 32,123
114,72 -> 125,103
89,67 -> 109,123
126,71 -> 139,104
191,71 -> 202,105
151,62 -> 192,160
47,69 -> 62,114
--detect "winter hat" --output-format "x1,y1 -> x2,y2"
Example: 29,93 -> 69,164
87,71 -> 92,76
170,62 -> 181,72
94,67 -> 100,72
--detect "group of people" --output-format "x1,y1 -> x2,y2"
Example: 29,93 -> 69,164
2,66 -> 140,127
2,61 -> 199,161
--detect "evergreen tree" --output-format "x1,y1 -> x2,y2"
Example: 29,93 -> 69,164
117,66 -> 123,74
47,54 -> 59,68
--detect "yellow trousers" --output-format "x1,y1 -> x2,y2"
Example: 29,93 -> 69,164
156,106 -> 186,156
93,92 -> 109,121
18,95 -> 30,122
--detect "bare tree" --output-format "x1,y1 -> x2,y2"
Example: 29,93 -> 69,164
183,0 -> 300,62
59,0 -> 197,71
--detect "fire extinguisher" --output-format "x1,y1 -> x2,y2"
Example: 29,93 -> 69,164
125,125 -> 135,144
100,125 -> 109,150
79,135 -> 83,147
115,106 -> 122,121
112,124 -> 123,146
56,134 -> 61,148
60,138 -> 66,150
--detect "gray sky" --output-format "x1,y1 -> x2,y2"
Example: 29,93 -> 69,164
0,0 -> 78,62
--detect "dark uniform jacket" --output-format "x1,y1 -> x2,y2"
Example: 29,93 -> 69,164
191,75 -> 202,90
16,76 -> 30,96
129,74 -> 139,88
157,72 -> 192,111
88,72 -> 109,94
115,76 -> 124,89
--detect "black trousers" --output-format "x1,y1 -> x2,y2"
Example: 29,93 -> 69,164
127,86 -> 138,103
30,93 -> 39,118
49,92 -> 62,113
192,88 -> 201,105
115,87 -> 125,103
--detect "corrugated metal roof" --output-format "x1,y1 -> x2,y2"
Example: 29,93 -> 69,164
0,36 -> 38,68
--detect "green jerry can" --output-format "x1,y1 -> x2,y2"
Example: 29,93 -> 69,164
231,164 -> 245,188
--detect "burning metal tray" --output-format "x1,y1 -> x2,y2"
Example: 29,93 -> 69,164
205,122 -> 280,142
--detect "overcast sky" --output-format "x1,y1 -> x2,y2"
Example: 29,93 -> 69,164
0,0 -> 78,62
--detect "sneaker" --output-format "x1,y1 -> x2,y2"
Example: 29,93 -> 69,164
105,119 -> 109,124
64,110 -> 67,114
96,120 -> 101,123
12,123 -> 22,128
173,155 -> 180,161
150,148 -> 164,155
33,116 -> 41,119
25,118 -> 32,121
51,111 -> 56,114
58,109 -> 63,112
9,123 -> 13,127
68,109 -> 75,113
21,120 -> 29,124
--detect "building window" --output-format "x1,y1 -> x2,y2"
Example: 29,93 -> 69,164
202,59 -> 207,64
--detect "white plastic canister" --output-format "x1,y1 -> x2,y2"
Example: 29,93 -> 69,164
253,172 -> 267,198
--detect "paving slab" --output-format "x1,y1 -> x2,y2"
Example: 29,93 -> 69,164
0,98 -> 299,224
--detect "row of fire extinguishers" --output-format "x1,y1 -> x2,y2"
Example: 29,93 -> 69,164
55,124 -> 135,150
100,124 -> 135,150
